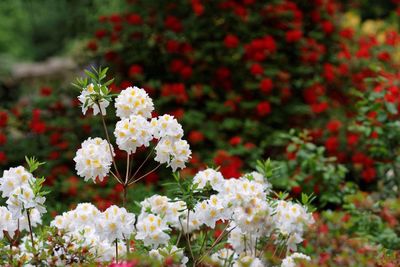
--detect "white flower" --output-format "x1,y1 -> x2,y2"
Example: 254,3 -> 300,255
19,208 -> 43,231
233,255 -> 264,267
149,246 -> 188,267
164,200 -> 187,228
99,205 -> 135,241
211,248 -> 238,265
244,171 -> 270,191
74,137 -> 115,182
273,200 -> 314,251
281,253 -> 311,267
193,197 -> 225,229
155,138 -> 191,171
115,86 -> 154,119
274,200 -> 314,235
135,213 -> 170,248
114,115 -> 153,154
227,226 -> 258,254
0,206 -> 17,239
151,115 -> 184,140
140,195 -> 171,215
193,168 -> 224,191
78,83 -> 110,115
231,197 -> 272,233
0,166 -> 34,198
6,185 -> 46,218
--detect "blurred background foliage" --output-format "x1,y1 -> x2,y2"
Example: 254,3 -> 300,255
0,0 -> 124,61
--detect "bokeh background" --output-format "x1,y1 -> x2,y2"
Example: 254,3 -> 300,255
1,0 -> 400,265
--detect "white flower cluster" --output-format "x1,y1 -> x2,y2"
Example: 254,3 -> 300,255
115,86 -> 154,119
114,115 -> 153,154
51,203 -> 135,262
281,253 -> 311,267
274,200 -> 315,251
78,83 -> 110,115
114,89 -> 191,171
76,85 -> 191,182
74,137 -> 114,182
135,168 -> 313,266
0,166 -> 46,240
0,206 -> 16,239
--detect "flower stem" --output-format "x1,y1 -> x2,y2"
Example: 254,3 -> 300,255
26,210 -> 35,250
96,102 -> 122,182
115,239 -> 119,264
127,164 -> 161,186
129,145 -> 156,182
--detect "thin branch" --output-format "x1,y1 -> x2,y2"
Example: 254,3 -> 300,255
197,223 -> 235,265
129,145 -> 156,182
127,164 -> 161,186
96,102 -> 122,181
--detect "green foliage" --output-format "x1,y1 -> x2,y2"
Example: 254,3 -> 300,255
0,0 -> 125,61
271,130 -> 348,207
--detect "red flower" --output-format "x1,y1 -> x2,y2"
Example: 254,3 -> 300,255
245,36 -> 276,61
129,64 -> 143,77
311,102 -> 328,113
120,80 -> 133,89
95,29 -> 107,39
189,131 -> 204,144
145,172 -> 159,184
0,112 -> 9,128
49,151 -> 60,160
257,101 -> 271,116
339,28 -> 354,39
327,119 -> 341,133
191,0 -> 204,16
321,20 -> 334,34
104,51 -> 117,62
164,16 -> 183,33
40,87 -> 52,96
250,63 -> 263,76
110,14 -> 122,23
180,66 -> 193,80
0,133 -> 6,145
324,136 -> 338,152
127,13 -> 142,25
229,136 -> 242,146
161,83 -> 188,103
0,151 -> 6,164
168,60 -> 182,73
260,78 -> 273,94
292,186 -> 302,195
361,167 -> 376,183
378,51 -> 391,61
30,121 -> 46,134
347,133 -> 359,146
214,150 -> 242,178
285,30 -> 303,42
224,34 -> 239,49
323,63 -> 335,82
319,224 -> 329,234
87,40 -> 98,51
165,40 -> 180,53
49,132 -> 62,145
170,108 -> 185,120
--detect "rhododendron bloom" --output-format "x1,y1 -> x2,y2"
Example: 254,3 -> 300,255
115,86 -> 154,119
135,213 -> 170,248
78,83 -> 110,115
114,115 -> 153,154
74,137 -> 114,182
0,166 -> 34,198
0,206 -> 17,238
